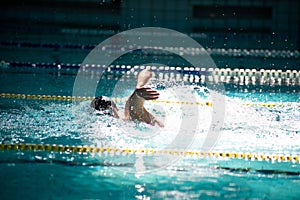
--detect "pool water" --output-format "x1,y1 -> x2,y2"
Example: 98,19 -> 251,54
0,66 -> 300,199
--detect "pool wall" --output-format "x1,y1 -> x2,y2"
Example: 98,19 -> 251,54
0,0 -> 299,70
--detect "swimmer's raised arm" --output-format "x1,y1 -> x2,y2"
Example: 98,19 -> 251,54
124,69 -> 164,127
136,68 -> 152,88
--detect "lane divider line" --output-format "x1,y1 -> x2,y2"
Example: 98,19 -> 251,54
0,143 -> 299,163
1,93 -> 299,107
3,61 -> 300,79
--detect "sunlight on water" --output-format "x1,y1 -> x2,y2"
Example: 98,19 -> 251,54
1,77 -> 299,175
1,73 -> 300,199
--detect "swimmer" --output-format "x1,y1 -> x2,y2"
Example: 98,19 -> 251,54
91,69 -> 164,127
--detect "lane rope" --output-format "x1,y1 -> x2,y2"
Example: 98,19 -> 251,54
0,143 -> 299,163
1,93 -> 299,108
2,61 -> 300,79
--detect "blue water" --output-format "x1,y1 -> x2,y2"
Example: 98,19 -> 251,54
0,67 -> 300,199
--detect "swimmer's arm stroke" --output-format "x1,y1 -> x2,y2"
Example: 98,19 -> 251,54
124,69 -> 164,127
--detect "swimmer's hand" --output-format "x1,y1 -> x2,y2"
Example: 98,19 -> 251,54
135,87 -> 160,100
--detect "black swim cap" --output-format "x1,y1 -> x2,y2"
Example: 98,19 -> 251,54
90,96 -> 112,111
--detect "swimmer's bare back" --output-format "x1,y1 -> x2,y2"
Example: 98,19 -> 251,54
124,69 -> 164,127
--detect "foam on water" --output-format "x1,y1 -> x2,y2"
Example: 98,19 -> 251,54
1,84 -> 299,155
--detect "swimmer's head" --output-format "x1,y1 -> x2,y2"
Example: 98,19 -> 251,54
91,96 -> 119,118
90,96 -> 119,117
91,96 -> 113,111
